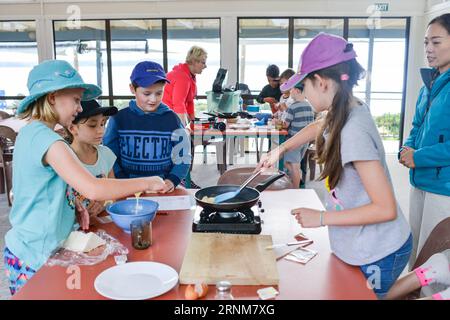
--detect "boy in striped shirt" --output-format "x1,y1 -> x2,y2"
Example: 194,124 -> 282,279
281,82 -> 314,188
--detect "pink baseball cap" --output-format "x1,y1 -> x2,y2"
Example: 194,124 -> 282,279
281,33 -> 357,91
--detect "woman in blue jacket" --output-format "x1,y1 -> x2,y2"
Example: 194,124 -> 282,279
400,13 -> 450,267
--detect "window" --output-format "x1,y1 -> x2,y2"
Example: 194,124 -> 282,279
238,18 -> 289,93
53,18 -> 220,109
237,17 -> 408,152
166,19 -> 220,96
0,21 -> 38,114
110,19 -> 163,96
54,20 -> 109,95
349,18 -> 408,152
293,18 -> 344,69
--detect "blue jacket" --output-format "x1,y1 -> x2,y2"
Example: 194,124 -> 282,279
404,68 -> 450,196
103,100 -> 191,186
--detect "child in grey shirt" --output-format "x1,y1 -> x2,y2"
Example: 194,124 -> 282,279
282,82 -> 314,188
257,33 -> 412,299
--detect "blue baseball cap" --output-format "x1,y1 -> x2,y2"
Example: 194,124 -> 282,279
18,60 -> 102,114
130,61 -> 170,88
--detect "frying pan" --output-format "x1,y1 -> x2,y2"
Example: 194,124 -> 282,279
194,172 -> 286,211
204,111 -> 254,119
203,112 -> 237,119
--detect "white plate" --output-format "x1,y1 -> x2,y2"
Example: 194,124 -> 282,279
94,261 -> 178,300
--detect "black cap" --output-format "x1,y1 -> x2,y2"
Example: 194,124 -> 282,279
74,100 -> 118,123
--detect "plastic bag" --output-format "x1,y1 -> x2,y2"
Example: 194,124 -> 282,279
46,229 -> 128,267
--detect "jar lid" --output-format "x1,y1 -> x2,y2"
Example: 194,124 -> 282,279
216,280 -> 232,291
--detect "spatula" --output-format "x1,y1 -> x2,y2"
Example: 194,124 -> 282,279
214,169 -> 262,203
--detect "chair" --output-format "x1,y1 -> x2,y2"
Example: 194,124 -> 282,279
412,217 -> 450,270
217,166 -> 294,190
190,134 -> 227,174
0,125 -> 17,206
405,217 -> 450,299
227,136 -> 245,165
0,110 -> 12,120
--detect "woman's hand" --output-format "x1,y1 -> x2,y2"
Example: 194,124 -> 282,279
145,176 -> 166,193
399,146 -> 416,168
291,208 -> 322,228
160,179 -> 175,194
75,199 -> 90,231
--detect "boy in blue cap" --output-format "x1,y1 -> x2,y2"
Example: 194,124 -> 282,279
103,61 -> 191,193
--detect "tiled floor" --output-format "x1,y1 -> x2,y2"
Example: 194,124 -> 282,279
0,145 -> 410,300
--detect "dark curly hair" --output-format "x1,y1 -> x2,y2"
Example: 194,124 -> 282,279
266,64 -> 280,78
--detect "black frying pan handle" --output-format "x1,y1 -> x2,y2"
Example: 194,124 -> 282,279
254,172 -> 286,192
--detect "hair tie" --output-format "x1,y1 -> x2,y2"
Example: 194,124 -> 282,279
341,74 -> 349,81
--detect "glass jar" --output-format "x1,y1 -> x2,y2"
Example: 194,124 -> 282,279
214,280 -> 234,300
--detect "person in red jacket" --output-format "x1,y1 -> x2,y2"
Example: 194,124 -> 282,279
163,46 -> 207,125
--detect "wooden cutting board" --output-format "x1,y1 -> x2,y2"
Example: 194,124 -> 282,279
179,233 -> 279,285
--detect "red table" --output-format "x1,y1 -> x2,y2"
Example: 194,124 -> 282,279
13,188 -> 376,300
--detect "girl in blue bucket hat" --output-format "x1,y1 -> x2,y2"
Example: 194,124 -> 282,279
257,33 -> 412,299
3,60 -> 165,295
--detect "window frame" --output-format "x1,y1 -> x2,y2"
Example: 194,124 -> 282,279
53,17 -> 221,105
0,19 -> 38,108
237,16 -> 410,146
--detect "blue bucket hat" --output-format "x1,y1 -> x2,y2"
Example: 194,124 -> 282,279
130,61 -> 170,88
17,60 -> 102,114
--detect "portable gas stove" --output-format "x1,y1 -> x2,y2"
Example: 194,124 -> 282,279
192,200 -> 263,234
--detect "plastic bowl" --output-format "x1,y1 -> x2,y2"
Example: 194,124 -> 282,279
106,199 -> 159,234
255,113 -> 271,123
246,105 -> 260,113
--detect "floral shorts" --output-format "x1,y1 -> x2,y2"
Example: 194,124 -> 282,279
3,247 -> 36,295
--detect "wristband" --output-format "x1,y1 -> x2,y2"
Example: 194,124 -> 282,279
320,211 -> 325,227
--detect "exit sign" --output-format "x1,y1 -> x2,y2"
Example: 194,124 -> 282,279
374,3 -> 389,12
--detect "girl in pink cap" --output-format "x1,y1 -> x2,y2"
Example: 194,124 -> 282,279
257,32 -> 414,299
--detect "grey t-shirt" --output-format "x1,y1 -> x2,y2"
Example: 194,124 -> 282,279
284,100 -> 314,138
325,102 -> 411,266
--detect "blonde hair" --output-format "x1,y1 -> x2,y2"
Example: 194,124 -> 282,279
19,94 -> 59,123
185,46 -> 207,64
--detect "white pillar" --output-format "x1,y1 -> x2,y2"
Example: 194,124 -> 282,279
220,15 -> 238,87
402,15 -> 426,143
36,17 -> 54,62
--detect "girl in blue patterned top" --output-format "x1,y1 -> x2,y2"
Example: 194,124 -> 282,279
65,99 -> 118,219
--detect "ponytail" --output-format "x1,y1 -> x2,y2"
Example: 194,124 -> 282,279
307,58 -> 365,190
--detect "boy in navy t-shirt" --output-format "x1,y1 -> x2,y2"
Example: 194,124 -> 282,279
103,61 -> 191,193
